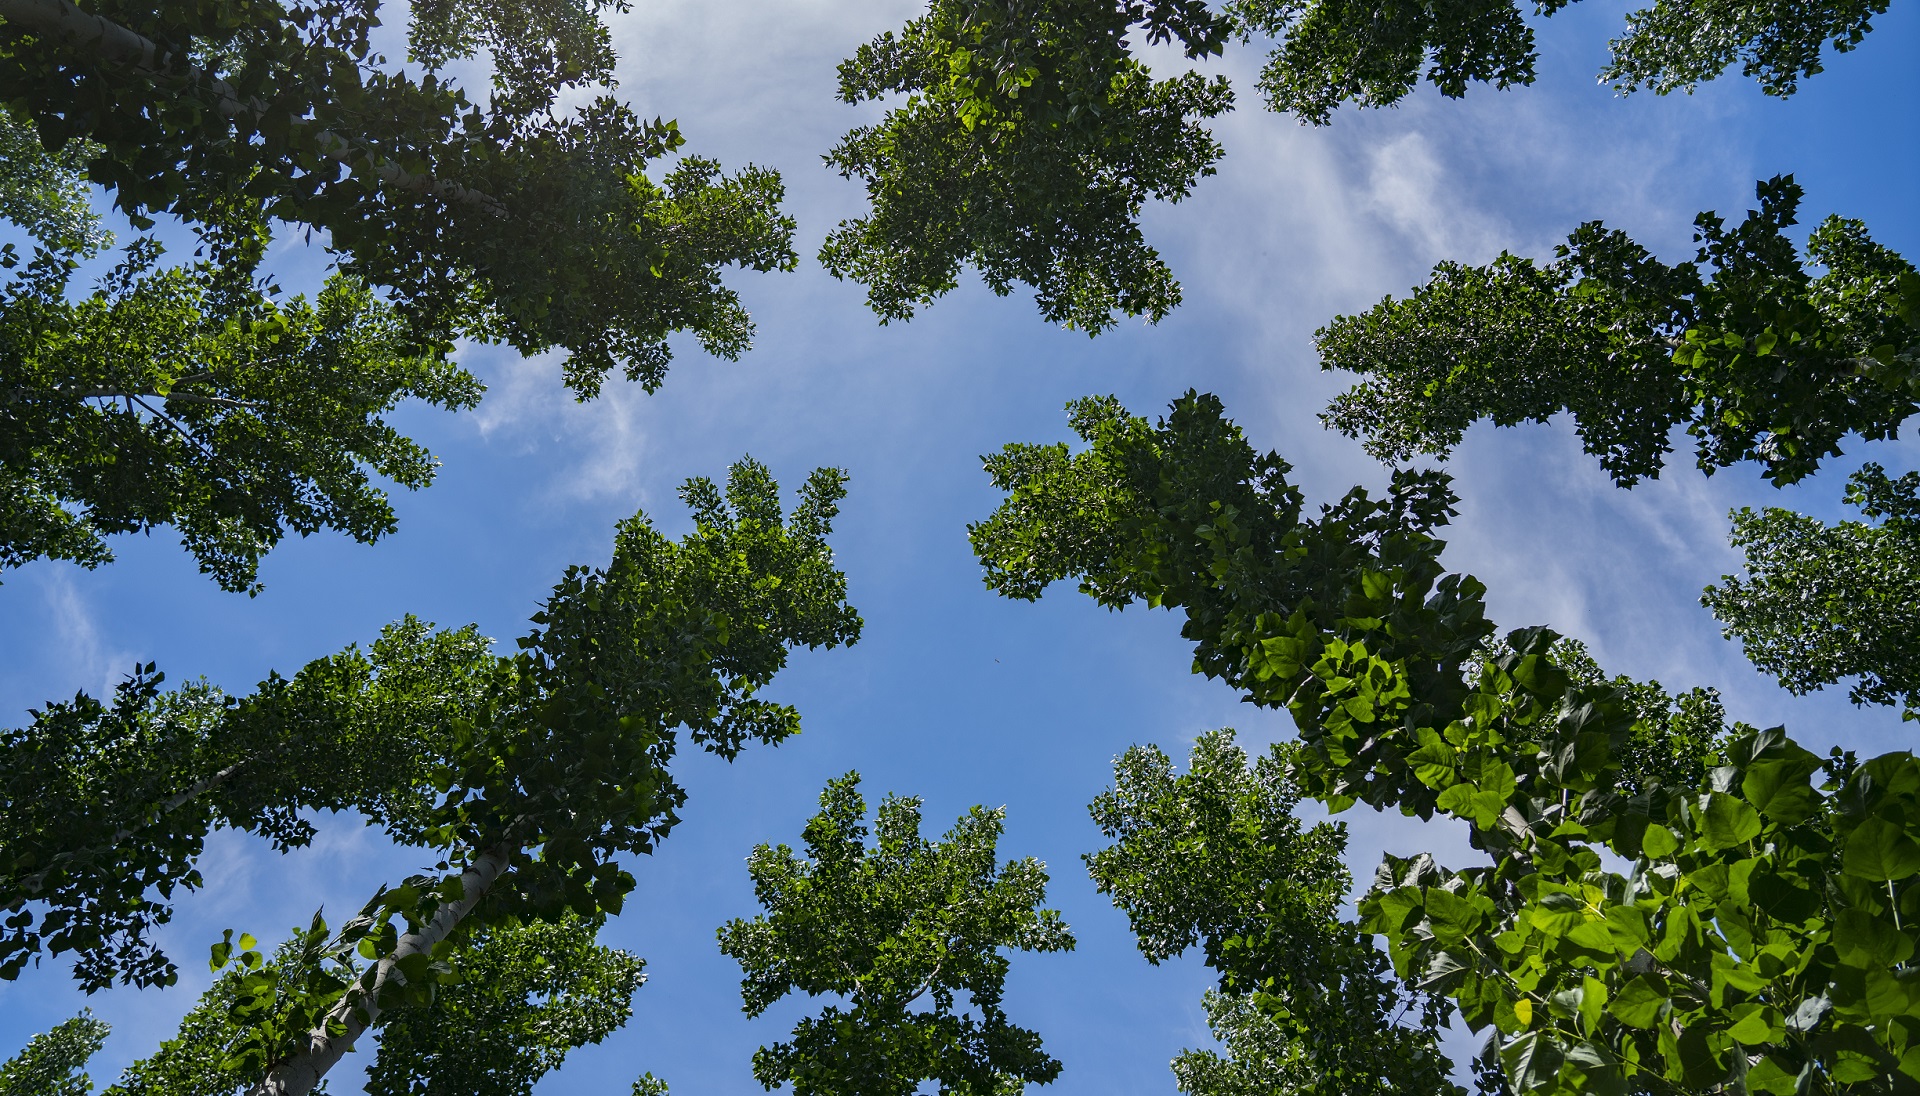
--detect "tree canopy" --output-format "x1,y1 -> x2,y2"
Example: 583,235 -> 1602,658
719,772 -> 1073,1096
1089,729 -> 1460,1096
1321,177 -> 1919,488
822,0 -> 1232,332
0,0 -> 801,587
1,457 -> 860,1096
974,391 -> 1920,1094
0,1012 -> 106,1096
819,1 -> 1902,333
0,0 -> 797,390
0,1 -> 1912,1092
1705,463 -> 1920,717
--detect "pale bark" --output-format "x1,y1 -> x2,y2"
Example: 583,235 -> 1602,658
248,842 -> 515,1096
0,0 -> 509,216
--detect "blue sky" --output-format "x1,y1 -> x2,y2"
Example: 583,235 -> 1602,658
2,0 -> 1918,1091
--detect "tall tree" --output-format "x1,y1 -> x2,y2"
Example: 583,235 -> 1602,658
973,391 -> 1920,1094
1703,462 -> 1920,717
0,457 -> 859,1096
1319,177 -> 1919,489
225,457 -> 859,1096
1088,729 -> 1461,1096
822,4 -> 1896,331
0,1012 -> 107,1096
0,0 -> 799,587
719,772 -> 1074,1096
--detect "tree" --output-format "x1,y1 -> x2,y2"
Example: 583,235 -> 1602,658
1704,463 -> 1920,717
822,3 -> 1897,331
97,917 -> 646,1096
718,772 -> 1074,1096
822,0 -> 1233,333
1314,175 -> 1920,721
1,457 -> 860,1096
366,916 -> 646,1096
225,456 -> 859,1096
1226,0 -> 1892,122
0,616 -> 496,990
1,0 -> 797,392
972,391 -> 1920,1093
1319,177 -> 1919,488
1088,729 -> 1461,1096
0,0 -> 798,586
0,103 -> 486,591
0,1012 -> 107,1096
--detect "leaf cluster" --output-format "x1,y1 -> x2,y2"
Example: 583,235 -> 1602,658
975,392 -> 1920,1093
0,229 -> 483,590
1320,177 -> 1919,487
1226,0 -> 1542,125
1089,730 -> 1461,1095
0,1011 -> 107,1096
719,773 -> 1074,1096
823,0 -> 1233,332
1705,463 -> 1920,715
0,617 -> 496,989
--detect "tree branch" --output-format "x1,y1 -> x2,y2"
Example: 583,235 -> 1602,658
249,842 -> 515,1096
0,0 -> 509,217
7,754 -> 255,898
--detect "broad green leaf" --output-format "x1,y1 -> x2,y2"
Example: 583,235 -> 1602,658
1607,975 -> 1665,1029
1700,792 -> 1763,851
1727,1002 -> 1785,1045
1742,759 -> 1821,825
1744,1054 -> 1804,1095
1642,824 -> 1679,858
1841,817 -> 1920,881
1833,908 -> 1913,968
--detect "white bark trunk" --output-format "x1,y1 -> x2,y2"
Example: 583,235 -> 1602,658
246,843 -> 514,1096
0,0 -> 508,216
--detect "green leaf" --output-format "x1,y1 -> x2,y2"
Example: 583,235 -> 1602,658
1579,975 -> 1607,1035
1502,1030 -> 1565,1091
1642,824 -> 1679,858
1699,792 -> 1763,851
1422,887 -> 1483,943
1745,1054 -> 1804,1095
1607,975 -> 1666,1029
1742,759 -> 1820,825
1728,1002 -> 1785,1045
1841,817 -> 1920,880
1833,909 -> 1912,968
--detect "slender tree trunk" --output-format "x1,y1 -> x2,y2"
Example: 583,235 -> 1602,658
247,843 -> 515,1096
0,0 -> 508,216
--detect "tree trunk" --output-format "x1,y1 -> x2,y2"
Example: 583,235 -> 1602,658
0,0 -> 508,216
247,843 -> 515,1096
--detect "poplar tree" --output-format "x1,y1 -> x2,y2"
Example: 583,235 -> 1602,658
0,0 -> 796,587
720,773 -> 1074,1096
822,1 -> 1896,332
973,392 -> 1920,1093
1,457 -> 861,1096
